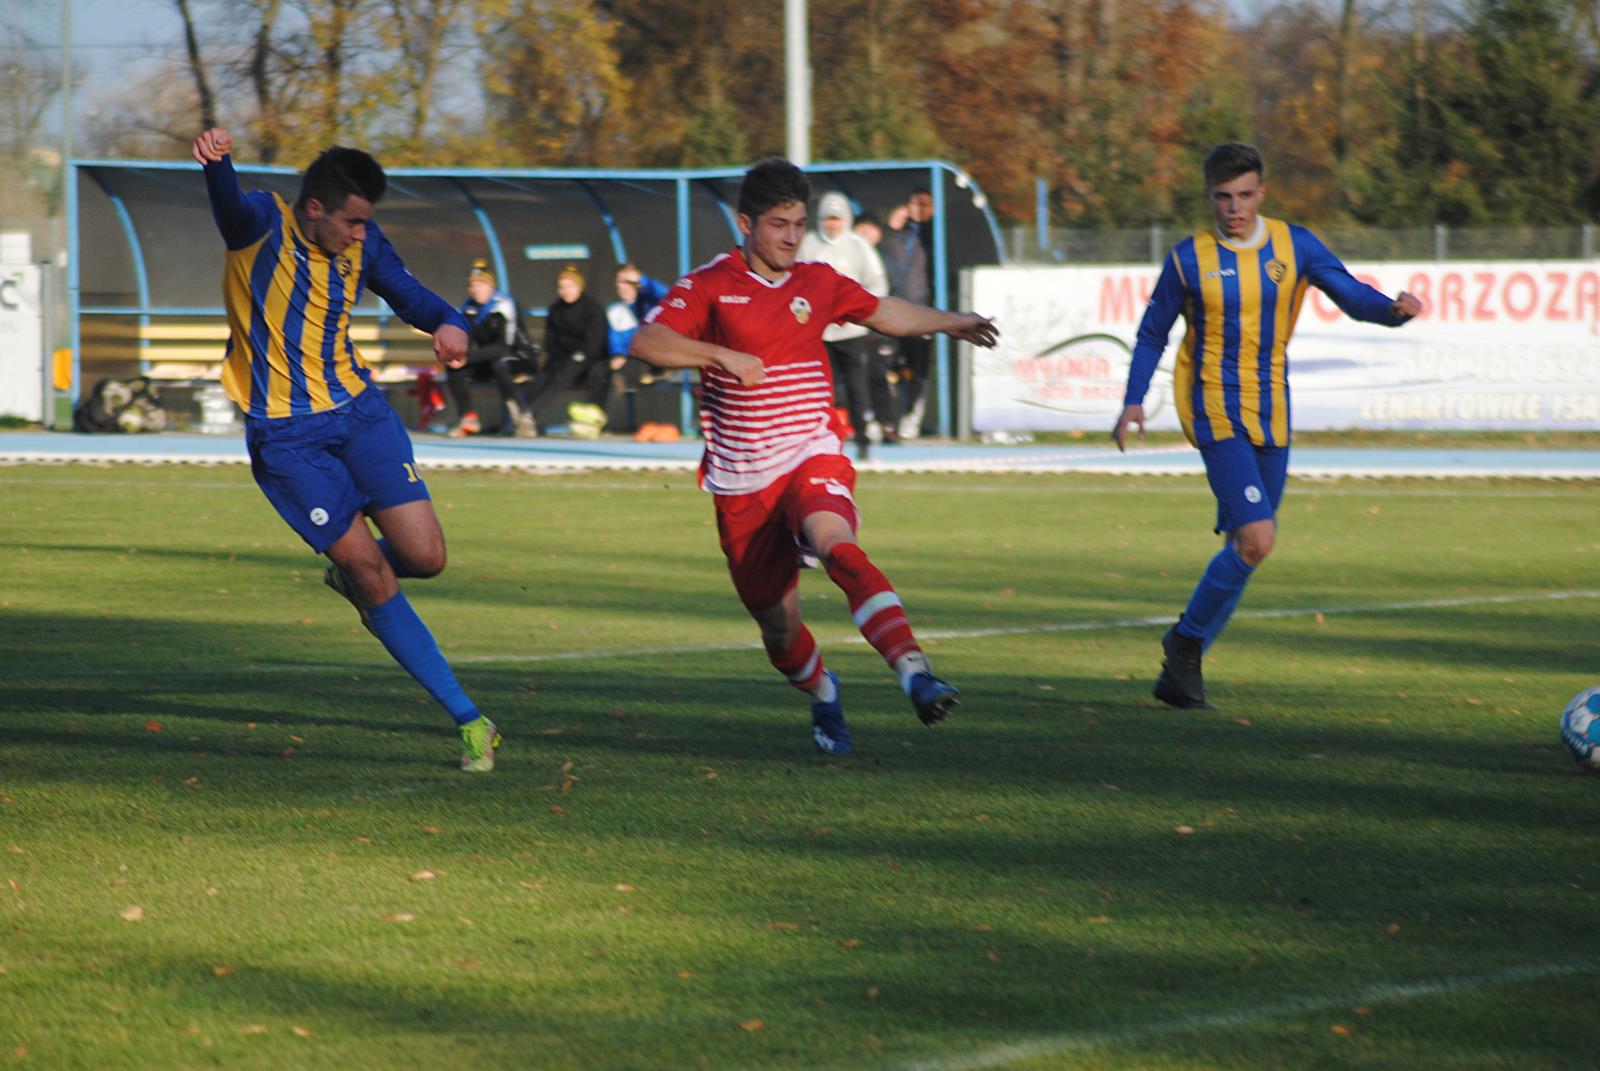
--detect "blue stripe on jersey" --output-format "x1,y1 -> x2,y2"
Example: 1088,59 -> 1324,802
283,230 -> 315,416
1218,246 -> 1245,434
1256,234 -> 1281,443
245,227 -> 284,417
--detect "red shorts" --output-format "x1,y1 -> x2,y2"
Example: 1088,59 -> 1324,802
714,453 -> 861,612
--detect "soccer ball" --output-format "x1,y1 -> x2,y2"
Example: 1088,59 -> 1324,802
1559,687 -> 1600,769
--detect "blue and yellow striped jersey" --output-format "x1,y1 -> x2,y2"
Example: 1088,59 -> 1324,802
1124,217 -> 1402,447
202,157 -> 465,420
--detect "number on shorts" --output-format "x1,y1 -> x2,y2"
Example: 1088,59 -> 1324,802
403,463 -> 420,483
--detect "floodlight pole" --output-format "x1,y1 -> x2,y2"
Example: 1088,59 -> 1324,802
785,0 -> 810,166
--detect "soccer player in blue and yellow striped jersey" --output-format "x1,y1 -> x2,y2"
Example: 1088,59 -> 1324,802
193,127 -> 502,771
1114,143 -> 1422,710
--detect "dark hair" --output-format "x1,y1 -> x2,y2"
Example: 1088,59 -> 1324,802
909,185 -> 931,198
298,146 -> 387,210
1202,143 -> 1264,188
854,211 -> 883,229
738,157 -> 810,220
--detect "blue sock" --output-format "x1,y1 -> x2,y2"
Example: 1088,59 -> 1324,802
365,590 -> 481,725
376,538 -> 422,579
1178,544 -> 1254,649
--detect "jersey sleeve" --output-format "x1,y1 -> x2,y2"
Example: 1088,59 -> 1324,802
202,157 -> 275,251
828,267 -> 881,325
1123,250 -> 1187,406
1295,226 -> 1403,325
363,222 -> 469,334
643,274 -> 713,339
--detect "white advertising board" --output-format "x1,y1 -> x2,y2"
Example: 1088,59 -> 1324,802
0,265 -> 44,422
970,262 -> 1600,432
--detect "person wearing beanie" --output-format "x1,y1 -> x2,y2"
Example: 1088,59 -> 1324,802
449,259 -> 534,437
798,191 -> 897,459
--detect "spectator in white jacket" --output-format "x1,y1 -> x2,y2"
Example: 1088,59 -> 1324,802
799,192 -> 899,458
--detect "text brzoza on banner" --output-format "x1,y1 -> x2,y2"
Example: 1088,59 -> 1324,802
969,262 -> 1600,433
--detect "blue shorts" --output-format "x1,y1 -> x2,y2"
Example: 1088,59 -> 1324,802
1199,437 -> 1289,534
245,387 -> 429,554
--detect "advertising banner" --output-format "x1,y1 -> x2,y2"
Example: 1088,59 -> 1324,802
970,262 -> 1600,432
0,264 -> 43,422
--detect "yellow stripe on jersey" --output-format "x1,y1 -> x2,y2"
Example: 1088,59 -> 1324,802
1192,235 -> 1233,442
1234,242 -> 1264,443
1266,219 -> 1297,445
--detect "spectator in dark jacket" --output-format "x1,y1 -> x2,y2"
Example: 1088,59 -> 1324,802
522,265 -> 610,436
883,189 -> 936,438
448,259 -> 533,437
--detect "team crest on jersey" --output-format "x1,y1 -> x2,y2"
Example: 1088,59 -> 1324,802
790,296 -> 812,324
1265,258 -> 1288,284
336,255 -> 353,279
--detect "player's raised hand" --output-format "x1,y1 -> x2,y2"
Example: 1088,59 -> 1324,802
946,313 -> 999,348
1112,403 -> 1146,453
1392,291 -> 1423,323
717,350 -> 766,387
433,323 -> 468,369
191,128 -> 233,165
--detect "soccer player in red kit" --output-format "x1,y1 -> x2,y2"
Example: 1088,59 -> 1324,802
631,158 -> 998,755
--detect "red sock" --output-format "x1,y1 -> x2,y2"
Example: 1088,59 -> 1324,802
824,543 -> 921,667
769,624 -> 826,693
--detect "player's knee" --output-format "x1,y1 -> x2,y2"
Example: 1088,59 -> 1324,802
1235,529 -> 1274,567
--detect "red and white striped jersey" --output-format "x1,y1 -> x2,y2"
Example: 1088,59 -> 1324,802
645,248 -> 880,494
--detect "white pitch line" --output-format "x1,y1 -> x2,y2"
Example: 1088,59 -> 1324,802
452,587 -> 1600,664
7,588 -> 1596,680
892,961 -> 1599,1071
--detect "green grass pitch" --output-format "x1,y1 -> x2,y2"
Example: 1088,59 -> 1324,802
2,463 -> 1598,1070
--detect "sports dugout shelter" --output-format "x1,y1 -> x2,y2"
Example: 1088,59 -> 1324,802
68,160 -> 1005,437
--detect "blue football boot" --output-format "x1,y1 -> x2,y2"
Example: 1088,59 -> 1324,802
810,670 -> 853,756
908,671 -> 960,726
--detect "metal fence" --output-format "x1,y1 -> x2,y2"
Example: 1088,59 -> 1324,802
1004,224 -> 1600,264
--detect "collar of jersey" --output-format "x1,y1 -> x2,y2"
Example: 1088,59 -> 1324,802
1214,216 -> 1269,252
732,247 -> 791,289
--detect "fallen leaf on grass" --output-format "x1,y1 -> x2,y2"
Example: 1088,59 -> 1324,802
411,871 -> 436,882
211,966 -> 234,977
866,986 -> 880,1000
119,905 -> 144,923
809,826 -> 831,836
1173,825 -> 1196,835
838,938 -> 860,949
984,949 -> 1001,962
613,883 -> 635,893
766,921 -> 801,931
1385,923 -> 1401,936
381,913 -> 415,923
676,970 -> 693,978
421,826 -> 439,835
145,721 -> 162,733
1331,1024 -> 1354,1037
291,1025 -> 314,1038
241,1024 -> 267,1035
5,845 -> 20,855
519,877 -> 549,891
457,961 -> 479,971
970,924 -> 994,932
737,1020 -> 765,1032
1087,916 -> 1113,925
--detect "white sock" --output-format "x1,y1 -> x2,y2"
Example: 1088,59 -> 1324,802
893,652 -> 931,694
811,672 -> 838,704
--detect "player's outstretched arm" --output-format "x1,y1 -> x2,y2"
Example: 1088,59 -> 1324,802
1112,404 -> 1146,453
631,323 -> 765,386
863,296 -> 998,347
192,128 -> 273,250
